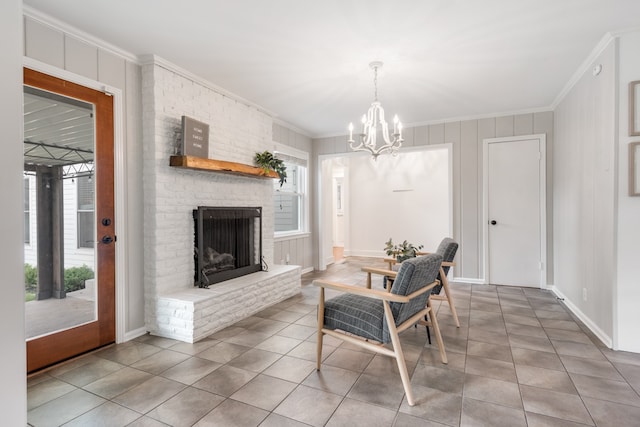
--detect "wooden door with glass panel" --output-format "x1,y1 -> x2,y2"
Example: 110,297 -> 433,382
24,68 -> 116,373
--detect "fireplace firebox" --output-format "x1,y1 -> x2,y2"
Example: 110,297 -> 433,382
193,206 -> 262,287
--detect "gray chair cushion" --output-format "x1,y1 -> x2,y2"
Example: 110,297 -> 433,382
323,253 -> 442,343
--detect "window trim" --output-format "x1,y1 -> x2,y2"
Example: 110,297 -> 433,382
272,143 -> 309,238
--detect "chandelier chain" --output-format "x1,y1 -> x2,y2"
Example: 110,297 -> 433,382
373,65 -> 378,101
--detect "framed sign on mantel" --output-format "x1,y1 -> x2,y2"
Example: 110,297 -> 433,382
181,116 -> 209,157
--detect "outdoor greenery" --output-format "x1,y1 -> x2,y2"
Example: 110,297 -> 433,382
384,238 -> 424,262
64,265 -> 95,293
255,150 -> 287,187
24,263 -> 95,301
24,263 -> 37,302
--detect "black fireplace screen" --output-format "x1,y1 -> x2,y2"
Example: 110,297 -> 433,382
194,206 -> 262,287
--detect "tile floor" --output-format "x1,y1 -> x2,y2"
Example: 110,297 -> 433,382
27,257 -> 640,426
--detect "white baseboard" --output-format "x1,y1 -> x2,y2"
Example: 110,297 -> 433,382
123,326 -> 148,343
453,277 -> 485,284
301,267 -> 314,274
550,286 -> 612,348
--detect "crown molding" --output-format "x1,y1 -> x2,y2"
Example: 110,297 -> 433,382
313,106 -> 553,140
550,32 -> 616,109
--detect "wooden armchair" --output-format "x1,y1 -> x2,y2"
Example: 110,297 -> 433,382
366,238 -> 460,328
314,254 -> 446,407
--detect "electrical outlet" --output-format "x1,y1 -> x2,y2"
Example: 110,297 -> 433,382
583,288 -> 588,301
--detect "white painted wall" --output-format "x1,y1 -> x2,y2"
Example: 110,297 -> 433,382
616,31 -> 640,352
553,38 -> 616,345
345,147 -> 451,257
0,0 -> 26,423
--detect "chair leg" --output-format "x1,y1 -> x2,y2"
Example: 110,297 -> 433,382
440,268 -> 460,328
428,300 -> 448,364
383,302 -> 416,406
316,288 -> 325,371
424,314 -> 431,344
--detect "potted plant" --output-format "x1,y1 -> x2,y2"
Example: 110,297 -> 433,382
384,238 -> 424,263
255,151 -> 287,187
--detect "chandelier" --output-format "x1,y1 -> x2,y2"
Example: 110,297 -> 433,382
348,61 -> 403,159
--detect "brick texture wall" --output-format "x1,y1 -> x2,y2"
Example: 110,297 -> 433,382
142,60 -> 277,332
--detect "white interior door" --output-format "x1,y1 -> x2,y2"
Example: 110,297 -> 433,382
485,135 -> 546,287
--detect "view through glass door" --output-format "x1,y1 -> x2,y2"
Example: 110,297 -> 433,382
24,68 -> 116,373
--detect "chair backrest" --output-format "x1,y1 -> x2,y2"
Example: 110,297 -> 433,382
435,237 -> 458,277
389,253 -> 442,326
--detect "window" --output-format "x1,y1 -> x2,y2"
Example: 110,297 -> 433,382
273,148 -> 308,236
23,177 -> 30,244
77,175 -> 95,248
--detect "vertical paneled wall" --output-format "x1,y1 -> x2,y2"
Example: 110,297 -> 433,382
314,111 -> 554,282
554,40 -> 617,343
272,123 -> 314,272
23,14 -> 145,335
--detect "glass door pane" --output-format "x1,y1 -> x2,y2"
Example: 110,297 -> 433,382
24,86 -> 97,340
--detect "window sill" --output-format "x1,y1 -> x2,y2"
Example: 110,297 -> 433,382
274,232 -> 311,242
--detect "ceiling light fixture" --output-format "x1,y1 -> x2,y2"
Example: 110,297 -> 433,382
348,61 -> 403,160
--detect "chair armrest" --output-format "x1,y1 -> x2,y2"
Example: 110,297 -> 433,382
313,279 -> 439,303
313,279 -> 406,302
362,266 -> 398,279
442,261 -> 456,267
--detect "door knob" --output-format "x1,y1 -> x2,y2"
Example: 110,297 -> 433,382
490,220 -> 497,225
101,235 -> 114,244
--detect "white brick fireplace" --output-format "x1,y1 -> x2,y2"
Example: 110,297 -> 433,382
141,56 -> 300,342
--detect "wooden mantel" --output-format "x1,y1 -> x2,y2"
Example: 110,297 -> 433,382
169,155 -> 278,179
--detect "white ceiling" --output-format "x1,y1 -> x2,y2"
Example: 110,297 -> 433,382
23,0 -> 640,137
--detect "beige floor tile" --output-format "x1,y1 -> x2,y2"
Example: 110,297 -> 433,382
146,387 -> 224,427
112,376 -> 186,414
262,355 -> 317,383
511,347 -> 565,371
520,385 -> 594,425
582,397 -> 640,427
194,398 -> 269,426
465,355 -> 517,383
464,374 -> 523,408
515,365 -> 577,394
274,385 -> 343,427
570,373 -> 640,407
461,397 -> 527,426
230,374 -> 297,411
192,365 -> 257,397
326,398 -> 396,427
398,385 -> 463,426
27,389 -> 105,427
